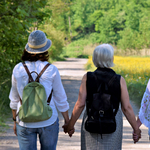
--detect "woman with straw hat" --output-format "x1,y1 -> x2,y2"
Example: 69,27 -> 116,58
9,30 -> 70,150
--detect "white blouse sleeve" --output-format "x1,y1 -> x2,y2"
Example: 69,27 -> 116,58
52,67 -> 69,112
139,80 -> 150,131
9,74 -> 20,110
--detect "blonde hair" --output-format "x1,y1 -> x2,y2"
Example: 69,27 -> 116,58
92,44 -> 114,68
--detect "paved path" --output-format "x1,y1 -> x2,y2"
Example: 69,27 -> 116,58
55,58 -> 149,150
0,58 -> 149,150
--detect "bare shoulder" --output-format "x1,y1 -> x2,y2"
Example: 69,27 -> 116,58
120,76 -> 126,83
120,76 -> 127,89
82,73 -> 87,82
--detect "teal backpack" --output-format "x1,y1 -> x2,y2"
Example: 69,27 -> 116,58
18,62 -> 53,123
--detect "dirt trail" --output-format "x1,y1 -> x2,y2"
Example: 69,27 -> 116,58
0,58 -> 149,150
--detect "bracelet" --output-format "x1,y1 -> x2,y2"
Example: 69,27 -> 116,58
13,118 -> 16,121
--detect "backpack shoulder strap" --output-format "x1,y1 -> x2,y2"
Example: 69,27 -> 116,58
34,63 -> 53,105
108,75 -> 116,87
95,73 -> 116,92
35,63 -> 51,82
47,89 -> 53,105
108,74 -> 119,116
22,62 -> 34,82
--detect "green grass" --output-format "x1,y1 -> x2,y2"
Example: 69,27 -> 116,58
62,33 -> 99,58
0,113 -> 10,133
115,70 -> 147,107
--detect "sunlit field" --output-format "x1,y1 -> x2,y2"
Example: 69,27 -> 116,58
86,56 -> 150,106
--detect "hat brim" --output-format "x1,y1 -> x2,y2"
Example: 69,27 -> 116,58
25,39 -> 52,54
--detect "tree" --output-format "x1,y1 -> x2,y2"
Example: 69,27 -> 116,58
0,0 -> 50,75
0,0 -> 50,112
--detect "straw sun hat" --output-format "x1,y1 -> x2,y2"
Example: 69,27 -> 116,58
25,30 -> 52,54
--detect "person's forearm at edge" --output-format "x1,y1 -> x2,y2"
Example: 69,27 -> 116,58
68,74 -> 86,130
137,116 -> 142,128
12,109 -> 17,136
69,100 -> 85,129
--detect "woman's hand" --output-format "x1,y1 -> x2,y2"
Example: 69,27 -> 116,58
133,128 -> 141,143
62,122 -> 69,133
62,121 -> 75,137
132,117 -> 142,143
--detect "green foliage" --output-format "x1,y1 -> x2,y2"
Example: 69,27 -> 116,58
57,0 -> 150,53
45,0 -> 150,54
94,0 -> 150,50
0,0 -> 50,75
0,0 -> 50,126
127,78 -> 146,106
62,40 -> 85,58
39,24 -> 65,61
62,33 -> 98,58
117,28 -> 141,52
47,0 -> 72,39
70,0 -> 98,33
48,0 -> 99,40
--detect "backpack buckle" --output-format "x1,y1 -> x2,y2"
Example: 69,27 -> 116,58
99,110 -> 104,117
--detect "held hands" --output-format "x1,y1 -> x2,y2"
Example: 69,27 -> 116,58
132,128 -> 141,143
62,121 -> 75,137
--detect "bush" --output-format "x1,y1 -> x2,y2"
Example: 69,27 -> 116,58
62,33 -> 99,58
39,25 -> 65,61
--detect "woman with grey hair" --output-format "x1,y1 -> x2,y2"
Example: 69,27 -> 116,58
63,44 -> 141,149
9,30 -> 70,150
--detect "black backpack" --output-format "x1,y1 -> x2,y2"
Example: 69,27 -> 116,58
85,73 -> 119,138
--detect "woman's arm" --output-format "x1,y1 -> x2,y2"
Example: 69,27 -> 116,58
61,110 -> 69,124
120,76 -> 141,142
65,74 -> 87,135
9,74 -> 20,136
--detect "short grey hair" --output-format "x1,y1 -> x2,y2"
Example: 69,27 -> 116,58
92,44 -> 114,68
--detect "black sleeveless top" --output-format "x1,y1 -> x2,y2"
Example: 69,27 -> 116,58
86,67 -> 121,115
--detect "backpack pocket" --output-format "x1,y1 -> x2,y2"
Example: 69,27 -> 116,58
85,114 -> 116,134
85,92 -> 116,135
19,104 -> 53,123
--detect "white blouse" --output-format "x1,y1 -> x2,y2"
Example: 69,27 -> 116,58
9,60 -> 69,128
